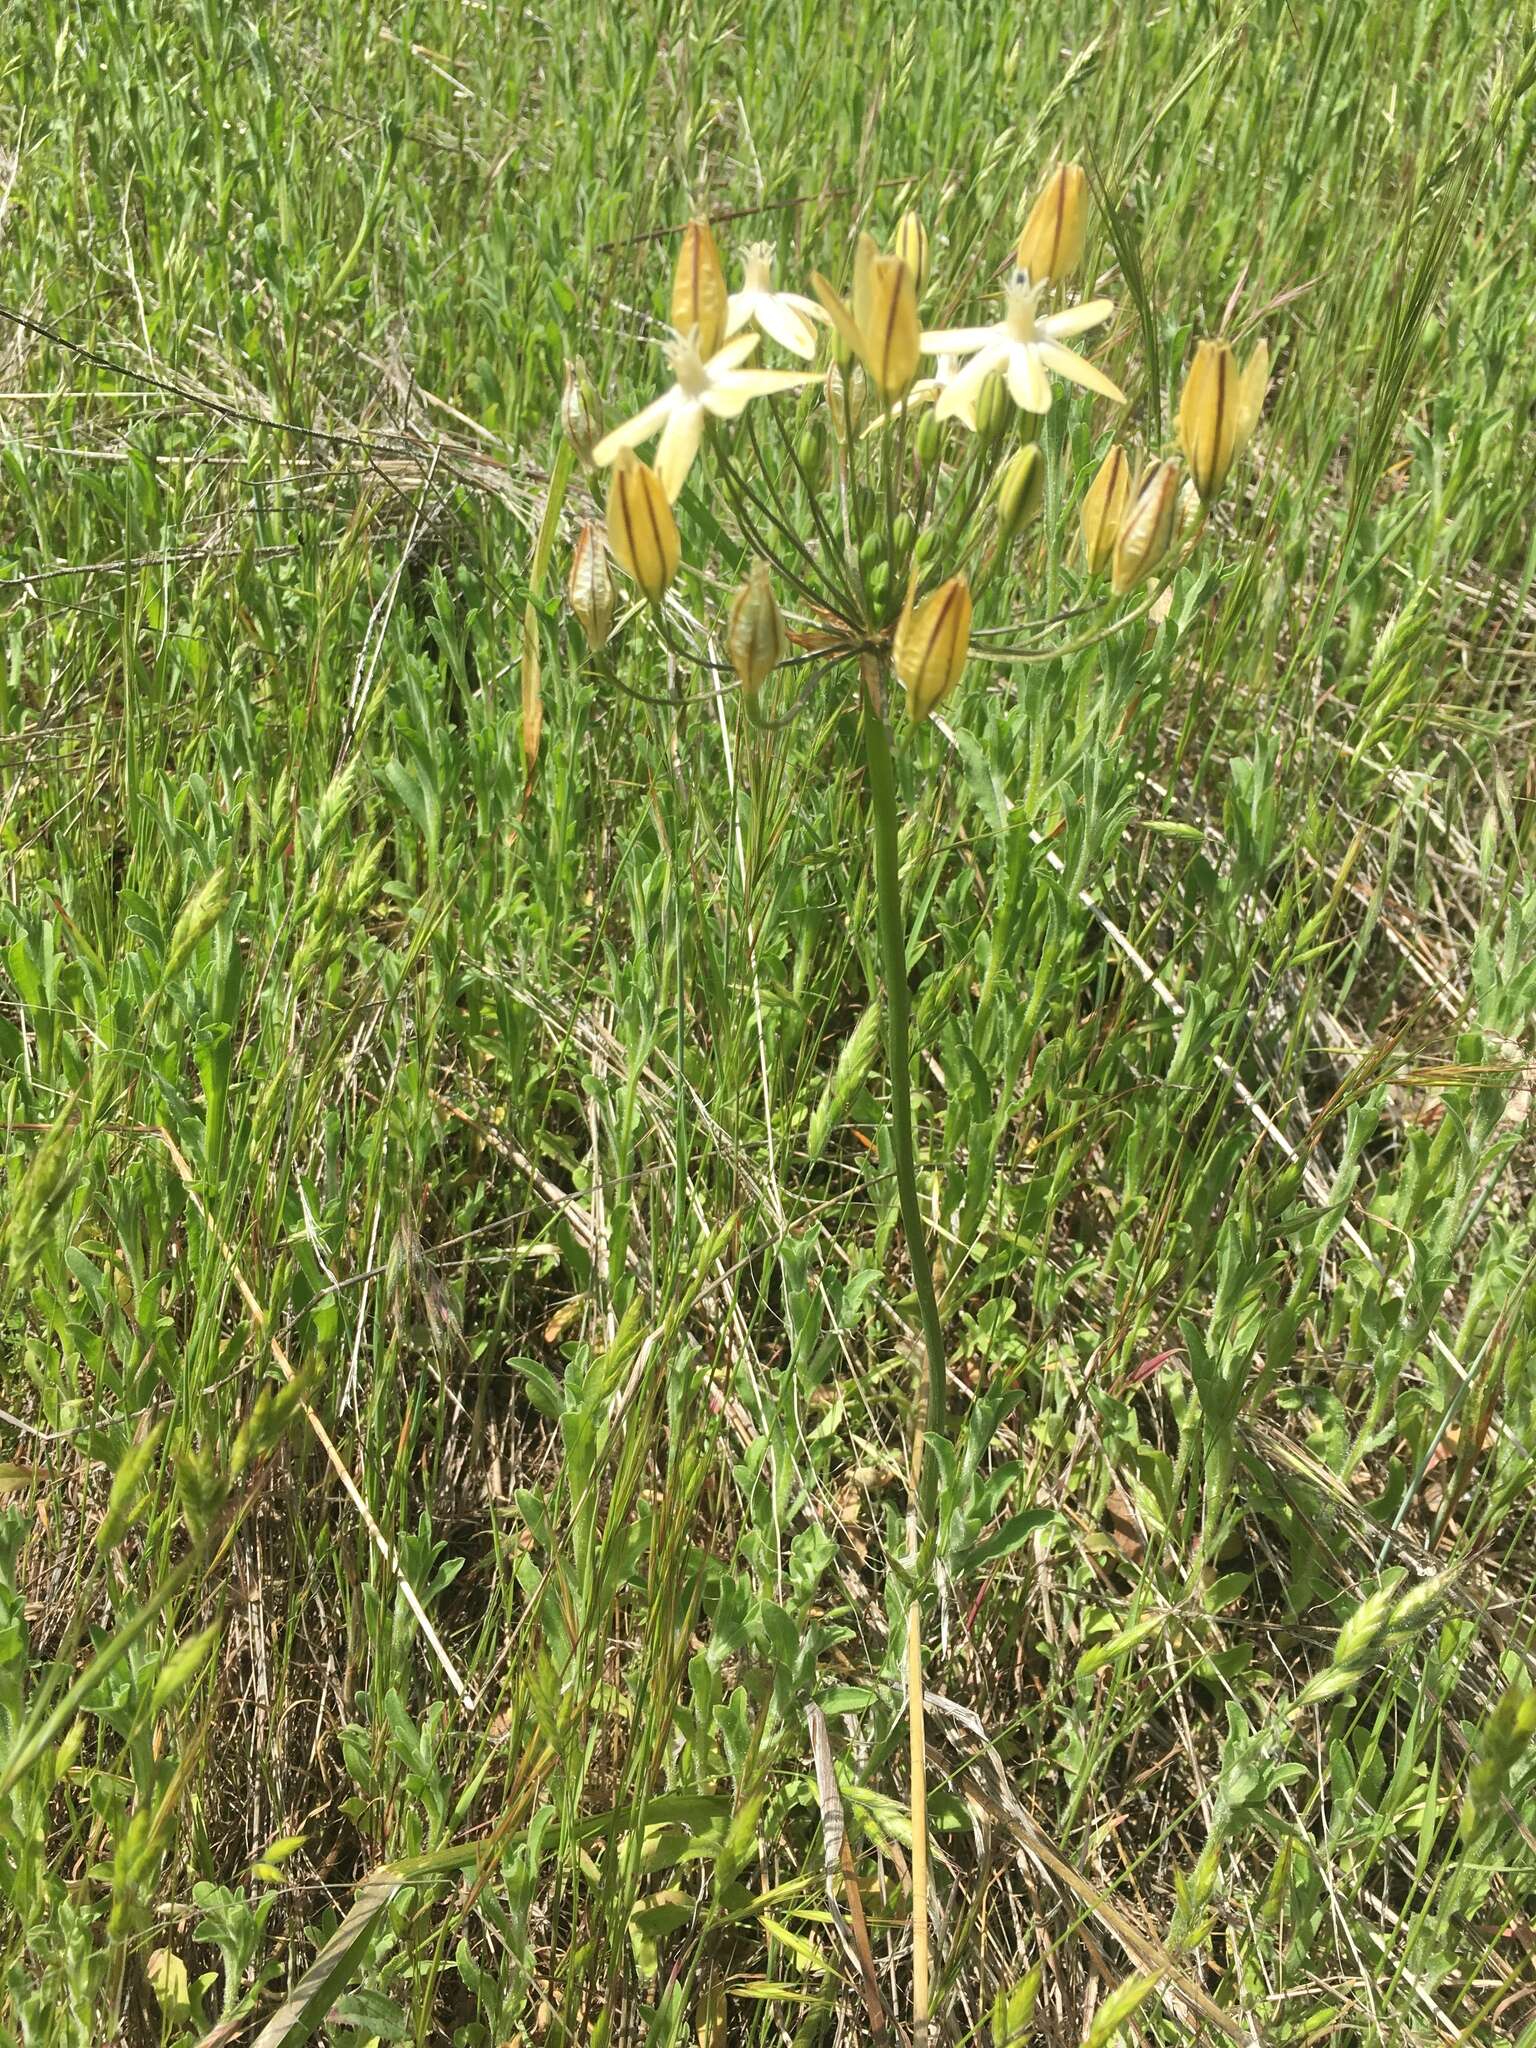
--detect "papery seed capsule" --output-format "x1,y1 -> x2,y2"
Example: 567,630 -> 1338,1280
826,360 -> 866,444
975,368 -> 1009,443
1177,339 -> 1239,502
672,217 -> 728,361
915,406 -> 942,466
727,561 -> 787,697
605,450 -> 681,604
894,209 -> 930,295
1080,443 -> 1131,576
1111,459 -> 1181,595
861,253 -> 920,400
997,443 -> 1045,542
1016,163 -> 1087,286
561,359 -> 602,468
567,519 -> 616,650
894,568 -> 972,723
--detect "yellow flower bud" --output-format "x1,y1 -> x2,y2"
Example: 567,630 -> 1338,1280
726,561 -> 787,697
893,568 -> 972,723
605,450 -> 681,604
561,359 -> 602,468
567,520 -> 616,651
825,359 -> 866,445
1080,443 -> 1131,576
894,209 -> 930,295
1234,338 -> 1269,454
672,217 -> 728,361
858,254 -> 920,400
1111,459 -> 1181,595
1016,163 -> 1087,286
1177,340 -> 1240,503
812,236 -> 919,401
996,443 -> 1045,542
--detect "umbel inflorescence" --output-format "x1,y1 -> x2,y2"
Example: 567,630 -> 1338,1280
559,162 -> 1268,1448
563,162 -> 1267,725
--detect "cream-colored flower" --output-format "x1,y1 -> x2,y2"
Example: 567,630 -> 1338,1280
591,329 -> 814,501
923,270 -> 1124,426
725,243 -> 827,360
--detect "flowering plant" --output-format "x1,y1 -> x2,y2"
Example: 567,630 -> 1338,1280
562,162 -> 1266,1467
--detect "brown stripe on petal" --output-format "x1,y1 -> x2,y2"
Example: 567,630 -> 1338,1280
639,478 -> 667,590
1209,348 -> 1230,493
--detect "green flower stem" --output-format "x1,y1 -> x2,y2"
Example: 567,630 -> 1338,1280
861,657 -> 948,1456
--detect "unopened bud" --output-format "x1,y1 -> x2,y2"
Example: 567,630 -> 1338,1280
975,368 -> 1009,443
860,253 -> 920,400
894,568 -> 972,723
605,450 -> 681,604
1080,443 -> 1131,575
567,520 -> 616,651
726,561 -> 787,697
1177,339 -> 1240,502
915,405 -> 942,465
561,359 -> 602,467
894,209 -> 930,295
996,443 -> 1045,541
1016,163 -> 1087,286
826,360 -> 866,444
1111,459 -> 1181,595
672,218 -> 728,361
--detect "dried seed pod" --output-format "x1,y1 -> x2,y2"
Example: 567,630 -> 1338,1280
561,359 -> 602,467
1016,163 -> 1087,285
894,568 -> 972,723
672,217 -> 728,360
1111,459 -> 1181,594
726,561 -> 788,697
1081,443 -> 1132,575
567,520 -> 616,650
604,450 -> 681,603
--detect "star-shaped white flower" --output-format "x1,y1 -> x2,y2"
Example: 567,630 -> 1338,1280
923,271 -> 1124,426
725,243 -> 828,360
591,329 -> 814,501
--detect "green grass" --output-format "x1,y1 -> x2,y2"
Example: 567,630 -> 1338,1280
3,0 -> 1536,2042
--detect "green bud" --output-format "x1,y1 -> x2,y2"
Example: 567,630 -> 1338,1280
996,442 -> 1045,542
866,562 -> 891,615
975,368 -> 1009,443
892,511 -> 916,560
859,530 -> 883,573
915,406 -> 942,465
795,422 -> 822,475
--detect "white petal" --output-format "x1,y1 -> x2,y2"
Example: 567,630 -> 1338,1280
921,322 -> 1002,356
1037,340 -> 1126,403
1039,298 -> 1115,340
1007,343 -> 1052,414
934,341 -> 1009,424
704,332 -> 760,372
655,401 -> 706,500
753,292 -> 818,359
591,388 -> 680,466
703,367 -> 815,419
725,291 -> 756,338
779,292 -> 831,325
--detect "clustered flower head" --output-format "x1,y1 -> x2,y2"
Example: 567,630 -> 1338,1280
562,159 -> 1268,730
